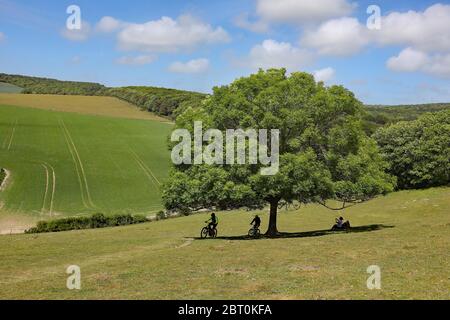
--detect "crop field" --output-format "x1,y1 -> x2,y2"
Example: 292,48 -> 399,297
0,100 -> 172,230
0,187 -> 448,299
0,94 -> 170,121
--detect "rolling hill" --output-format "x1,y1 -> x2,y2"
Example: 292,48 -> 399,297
0,95 -> 172,232
0,73 -> 207,119
0,82 -> 23,94
2,73 -> 449,125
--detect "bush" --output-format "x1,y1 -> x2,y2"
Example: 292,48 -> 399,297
25,213 -> 149,234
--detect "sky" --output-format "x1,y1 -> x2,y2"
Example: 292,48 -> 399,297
0,0 -> 449,105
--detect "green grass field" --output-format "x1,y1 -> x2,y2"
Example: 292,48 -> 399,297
0,101 -> 172,229
0,187 -> 448,299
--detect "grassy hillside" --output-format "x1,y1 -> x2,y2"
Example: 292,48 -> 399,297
0,103 -> 172,222
0,94 -> 169,121
0,73 -> 106,96
2,73 -> 449,124
0,187 -> 448,299
0,82 -> 23,94
0,73 -> 207,118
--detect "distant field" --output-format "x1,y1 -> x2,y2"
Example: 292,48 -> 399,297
0,187 -> 448,299
0,94 -> 170,121
0,103 -> 172,228
0,83 -> 23,94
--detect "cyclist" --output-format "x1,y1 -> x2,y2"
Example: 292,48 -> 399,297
250,215 -> 261,231
205,212 -> 218,233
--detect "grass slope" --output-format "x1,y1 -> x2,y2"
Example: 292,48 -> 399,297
0,83 -> 23,94
0,187 -> 448,299
0,103 -> 172,221
0,94 -> 169,121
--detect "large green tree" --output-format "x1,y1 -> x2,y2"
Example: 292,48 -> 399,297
163,69 -> 395,237
374,110 -> 450,189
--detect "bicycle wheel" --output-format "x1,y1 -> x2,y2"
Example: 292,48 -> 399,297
201,227 -> 209,239
248,228 -> 260,237
212,228 -> 218,238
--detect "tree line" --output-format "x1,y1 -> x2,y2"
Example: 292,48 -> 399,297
0,73 -> 206,119
1,72 -> 449,194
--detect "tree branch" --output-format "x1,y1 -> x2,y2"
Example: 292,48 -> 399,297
317,199 -> 369,211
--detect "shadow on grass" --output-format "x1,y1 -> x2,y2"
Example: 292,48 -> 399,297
193,224 -> 394,241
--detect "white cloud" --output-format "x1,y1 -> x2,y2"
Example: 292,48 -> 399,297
0,32 -> 4,42
61,21 -> 91,41
424,54 -> 450,77
300,4 -> 450,59
256,0 -> 355,24
95,16 -> 125,33
387,48 -> 429,72
234,13 -> 269,33
244,39 -> 313,71
387,48 -> 450,77
116,55 -> 157,65
382,4 -> 450,77
301,17 -> 369,56
117,15 -> 230,52
376,4 -> 450,53
168,58 -> 210,74
313,67 -> 335,83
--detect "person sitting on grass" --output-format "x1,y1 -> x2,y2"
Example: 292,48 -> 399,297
250,215 -> 261,230
205,212 -> 218,233
334,217 -> 351,230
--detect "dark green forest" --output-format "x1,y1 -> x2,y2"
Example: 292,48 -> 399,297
107,86 -> 206,117
363,103 -> 450,134
0,73 -> 106,96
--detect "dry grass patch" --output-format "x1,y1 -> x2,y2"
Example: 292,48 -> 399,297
0,94 -> 171,122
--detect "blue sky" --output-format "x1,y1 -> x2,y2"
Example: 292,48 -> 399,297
0,0 -> 449,104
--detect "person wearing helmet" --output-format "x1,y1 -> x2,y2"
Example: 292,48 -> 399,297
205,212 -> 219,233
250,214 -> 261,230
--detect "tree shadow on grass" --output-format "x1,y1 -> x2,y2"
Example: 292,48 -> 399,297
193,224 -> 394,241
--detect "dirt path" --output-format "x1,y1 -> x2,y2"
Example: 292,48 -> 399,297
176,238 -> 194,249
0,169 -> 11,191
0,215 -> 35,235
40,162 -> 56,216
40,164 -> 49,215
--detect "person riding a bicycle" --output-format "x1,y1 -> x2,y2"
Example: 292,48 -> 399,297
205,212 -> 218,233
250,215 -> 261,230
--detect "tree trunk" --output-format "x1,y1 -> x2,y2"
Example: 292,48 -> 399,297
265,199 -> 280,237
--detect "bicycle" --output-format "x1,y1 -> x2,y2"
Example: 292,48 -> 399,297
200,223 -> 218,239
248,226 -> 261,238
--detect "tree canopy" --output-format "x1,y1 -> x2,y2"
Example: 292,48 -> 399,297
374,110 -> 450,189
163,69 -> 396,237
